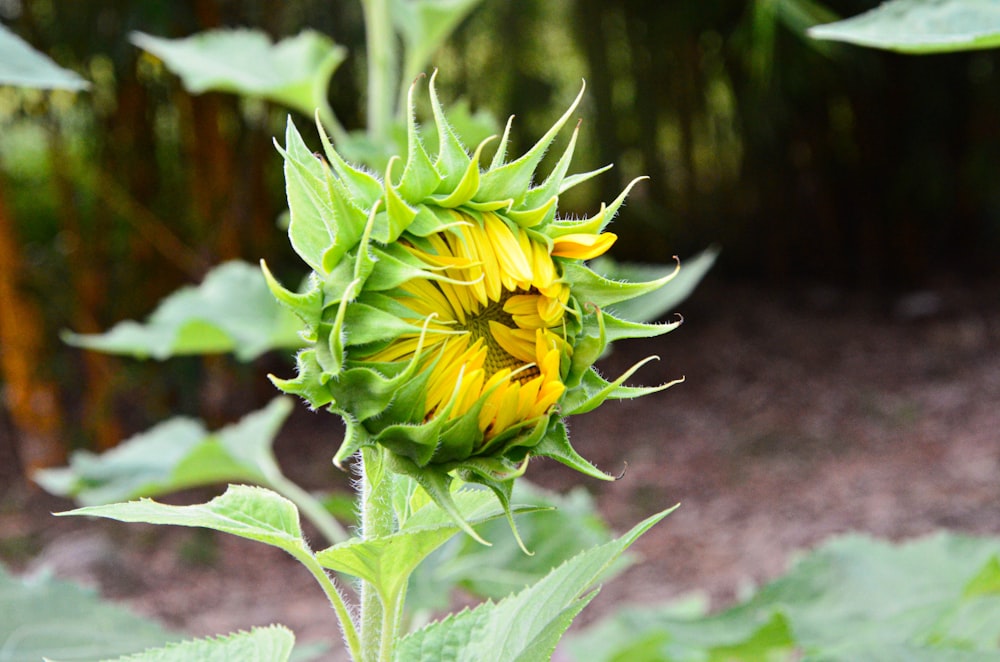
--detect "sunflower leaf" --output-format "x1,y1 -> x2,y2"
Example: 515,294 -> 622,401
58,485 -> 308,557
34,399 -> 293,506
395,507 -> 675,662
0,563 -> 177,661
131,29 -> 345,117
109,625 -> 296,662
0,22 -> 89,90
63,261 -> 303,361
809,0 -> 1000,53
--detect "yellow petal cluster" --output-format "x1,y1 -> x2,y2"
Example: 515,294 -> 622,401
366,209 -> 615,442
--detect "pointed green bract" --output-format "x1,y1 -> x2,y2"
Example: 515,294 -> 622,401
399,78 -> 443,201
596,245 -> 719,324
475,83 -> 586,205
561,261 -> 680,308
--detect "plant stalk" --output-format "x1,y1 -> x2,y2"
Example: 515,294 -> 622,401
318,98 -> 351,148
265,469 -> 349,544
294,549 -> 362,661
359,446 -> 397,661
361,0 -> 397,144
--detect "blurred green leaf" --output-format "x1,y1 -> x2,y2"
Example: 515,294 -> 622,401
34,398 -> 293,506
391,0 -> 485,98
567,532 -> 1000,661
0,22 -> 89,90
130,29 -> 345,118
108,625 -> 295,662
0,564 -> 178,661
592,246 -> 718,324
63,261 -> 304,360
809,0 -> 1000,53
396,507 -> 676,662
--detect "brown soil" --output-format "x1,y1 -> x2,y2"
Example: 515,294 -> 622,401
3,278 -> 1000,658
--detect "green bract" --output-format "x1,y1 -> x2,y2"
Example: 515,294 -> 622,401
264,72 -> 681,536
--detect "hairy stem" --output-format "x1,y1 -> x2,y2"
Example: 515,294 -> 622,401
359,446 -> 397,661
294,549 -> 362,660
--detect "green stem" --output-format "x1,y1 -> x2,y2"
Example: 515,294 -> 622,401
381,582 -> 407,662
361,0 -> 397,144
359,446 -> 397,662
264,468 -> 349,544
294,550 -> 362,661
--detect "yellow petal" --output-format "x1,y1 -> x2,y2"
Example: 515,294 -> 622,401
536,294 -> 564,327
551,232 -> 617,260
490,382 -> 523,435
504,294 -> 547,329
483,213 -> 532,285
489,321 -> 536,364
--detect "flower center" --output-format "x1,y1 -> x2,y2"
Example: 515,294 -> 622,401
461,290 -> 540,383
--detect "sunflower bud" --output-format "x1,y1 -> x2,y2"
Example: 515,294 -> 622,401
264,73 -> 681,536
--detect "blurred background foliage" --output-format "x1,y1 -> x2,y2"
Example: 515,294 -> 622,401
3,0 -> 1000,473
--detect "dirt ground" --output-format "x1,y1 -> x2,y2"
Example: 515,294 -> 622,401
3,277 -> 1000,657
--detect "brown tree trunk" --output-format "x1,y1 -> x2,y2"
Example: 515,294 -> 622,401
49,129 -> 122,451
0,178 -> 64,478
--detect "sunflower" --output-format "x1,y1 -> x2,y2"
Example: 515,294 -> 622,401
363,208 -> 616,445
264,73 -> 681,536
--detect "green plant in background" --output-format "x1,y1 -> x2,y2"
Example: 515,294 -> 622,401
565,533 -> 1000,661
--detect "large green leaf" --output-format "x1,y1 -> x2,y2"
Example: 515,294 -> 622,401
566,532 -> 1000,661
0,563 -> 177,661
63,261 -> 303,360
394,507 -> 676,662
808,0 -> 1000,53
130,29 -> 345,117
0,22 -> 89,90
592,246 -> 718,324
58,485 -> 308,557
108,625 -> 295,662
34,398 -> 292,506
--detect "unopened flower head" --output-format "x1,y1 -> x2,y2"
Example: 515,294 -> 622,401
264,73 -> 681,535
